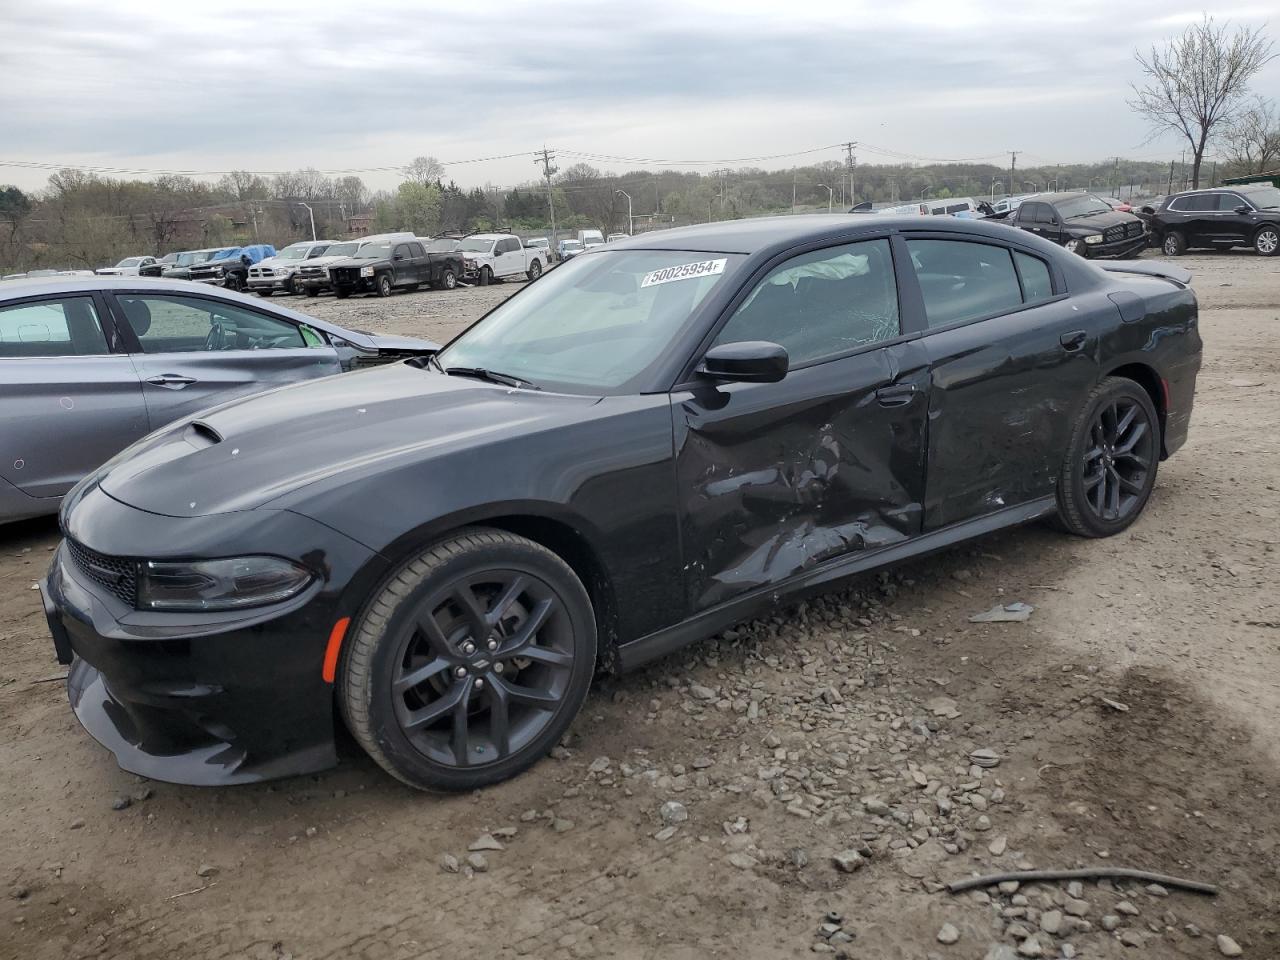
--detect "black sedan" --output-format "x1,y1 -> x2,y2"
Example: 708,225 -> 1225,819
42,216 -> 1202,791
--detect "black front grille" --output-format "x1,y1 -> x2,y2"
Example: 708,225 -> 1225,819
1104,225 -> 1125,242
67,540 -> 138,606
189,267 -> 218,280
1126,221 -> 1144,238
330,267 -> 360,284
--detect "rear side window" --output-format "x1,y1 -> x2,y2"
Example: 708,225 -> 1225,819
0,297 -> 108,357
906,239 -> 1023,328
1014,251 -> 1053,303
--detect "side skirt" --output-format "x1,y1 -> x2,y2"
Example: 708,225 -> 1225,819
615,496 -> 1057,672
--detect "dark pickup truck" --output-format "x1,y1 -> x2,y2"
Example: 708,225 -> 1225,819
999,192 -> 1147,258
328,239 -> 464,298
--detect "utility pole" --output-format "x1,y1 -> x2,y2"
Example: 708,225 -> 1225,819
535,146 -> 558,251
1112,156 -> 1120,197
792,172 -> 797,212
298,202 -> 316,241
615,189 -> 633,235
844,141 -> 857,207
1008,151 -> 1018,198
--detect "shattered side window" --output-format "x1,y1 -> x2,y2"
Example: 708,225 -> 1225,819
713,239 -> 901,366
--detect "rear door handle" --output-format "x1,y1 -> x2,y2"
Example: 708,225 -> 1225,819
1059,330 -> 1088,352
876,383 -> 918,407
145,374 -> 197,389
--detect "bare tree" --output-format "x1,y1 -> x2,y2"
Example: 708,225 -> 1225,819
404,156 -> 444,185
1223,96 -> 1280,176
1129,16 -> 1275,188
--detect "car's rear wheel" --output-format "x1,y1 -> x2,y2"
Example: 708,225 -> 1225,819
527,259 -> 543,281
1254,226 -> 1279,257
377,275 -> 394,297
1162,231 -> 1186,256
1055,377 -> 1160,538
1064,238 -> 1087,257
339,529 -> 596,791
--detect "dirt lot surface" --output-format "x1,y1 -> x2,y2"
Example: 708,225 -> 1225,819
2,254 -> 1278,960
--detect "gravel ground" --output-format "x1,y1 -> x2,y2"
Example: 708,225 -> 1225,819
2,252 -> 1278,960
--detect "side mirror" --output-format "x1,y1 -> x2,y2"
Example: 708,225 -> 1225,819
699,341 -> 789,384
1235,205 -> 1252,215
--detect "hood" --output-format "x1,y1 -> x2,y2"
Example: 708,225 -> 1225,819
97,364 -> 598,518
253,255 -> 298,270
1062,210 -> 1138,231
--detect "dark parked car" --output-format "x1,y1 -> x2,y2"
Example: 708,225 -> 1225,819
42,216 -> 1201,792
140,248 -> 225,279
328,239 -> 463,298
188,244 -> 277,291
1001,192 -> 1148,258
1142,183 -> 1280,257
1,276 -> 439,523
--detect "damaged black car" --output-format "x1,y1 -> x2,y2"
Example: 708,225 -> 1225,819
42,216 -> 1202,791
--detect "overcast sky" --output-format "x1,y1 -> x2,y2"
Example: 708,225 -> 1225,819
1,0 -> 1276,193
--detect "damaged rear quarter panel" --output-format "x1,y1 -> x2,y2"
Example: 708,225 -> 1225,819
672,341 -> 930,611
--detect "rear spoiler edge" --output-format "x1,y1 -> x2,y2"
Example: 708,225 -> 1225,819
1096,260 -> 1193,286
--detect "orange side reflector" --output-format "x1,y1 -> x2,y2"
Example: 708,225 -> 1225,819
322,617 -> 351,684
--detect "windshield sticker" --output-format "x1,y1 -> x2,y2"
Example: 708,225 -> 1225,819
641,258 -> 727,288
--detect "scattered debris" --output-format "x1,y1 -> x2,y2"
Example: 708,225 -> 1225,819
936,922 -> 959,944
1099,697 -> 1130,713
1216,934 -> 1243,957
969,602 -> 1034,623
164,882 -> 216,902
468,834 -> 504,852
968,748 -> 1001,768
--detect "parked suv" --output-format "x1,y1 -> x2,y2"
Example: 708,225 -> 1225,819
1144,184 -> 1280,257
247,240 -> 337,296
1002,192 -> 1147,258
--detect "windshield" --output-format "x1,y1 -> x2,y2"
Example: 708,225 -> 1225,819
324,242 -> 359,258
561,241 -> 583,251
158,253 -> 177,263
177,251 -> 212,265
437,250 -> 740,393
427,238 -> 460,252
460,238 -> 495,253
1242,186 -> 1280,209
117,257 -> 144,267
353,241 -> 391,259
278,243 -> 313,259
1056,196 -> 1113,219
528,239 -> 548,248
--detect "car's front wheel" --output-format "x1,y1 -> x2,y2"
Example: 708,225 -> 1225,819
1064,238 -> 1087,257
1254,226 -> 1279,257
339,529 -> 597,791
377,274 -> 394,297
478,266 -> 492,286
527,259 -> 543,281
1162,231 -> 1186,256
439,269 -> 457,290
1055,377 -> 1160,538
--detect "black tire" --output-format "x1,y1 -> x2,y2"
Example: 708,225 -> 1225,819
1055,377 -> 1160,538
1064,238 -> 1088,257
339,528 -> 596,791
305,287 -> 319,297
1161,231 -> 1186,257
1254,225 -> 1279,257
478,266 -> 491,287
527,259 -> 543,281
440,269 -> 457,290
288,276 -> 302,295
377,274 -> 394,297
256,288 -> 272,297
335,287 -> 351,299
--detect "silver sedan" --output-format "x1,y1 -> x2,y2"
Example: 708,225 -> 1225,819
0,276 -> 439,523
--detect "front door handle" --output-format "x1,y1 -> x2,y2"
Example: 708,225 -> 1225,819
145,374 -> 198,389
876,383 -> 918,407
1059,330 -> 1088,352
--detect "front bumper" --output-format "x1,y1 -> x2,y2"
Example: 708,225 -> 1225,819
41,484 -> 382,785
247,275 -> 293,291
297,275 -> 331,292
1085,235 -> 1149,259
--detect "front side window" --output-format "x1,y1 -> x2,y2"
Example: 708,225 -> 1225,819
906,239 -> 1022,328
1216,193 -> 1247,212
438,250 -> 741,392
116,295 -> 306,353
0,297 -> 108,358
713,239 -> 900,366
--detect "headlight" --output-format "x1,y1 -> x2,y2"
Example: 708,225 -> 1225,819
215,265 -> 226,274
464,258 -> 477,269
1084,234 -> 1104,245
274,267 -> 290,276
137,556 -> 313,611
360,265 -> 375,277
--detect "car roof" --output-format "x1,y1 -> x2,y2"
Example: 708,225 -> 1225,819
603,213 -> 1040,254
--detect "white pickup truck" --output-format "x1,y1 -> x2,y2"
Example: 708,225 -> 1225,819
459,233 -> 545,285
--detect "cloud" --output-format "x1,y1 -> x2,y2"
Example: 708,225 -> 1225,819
0,0 -> 1276,191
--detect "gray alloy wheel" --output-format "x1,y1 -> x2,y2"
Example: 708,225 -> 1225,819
1064,238 -> 1087,256
377,274 -> 394,297
441,269 -> 457,290
1055,377 -> 1160,538
527,259 -> 543,281
1255,227 -> 1279,257
1162,231 -> 1186,256
338,528 -> 596,791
